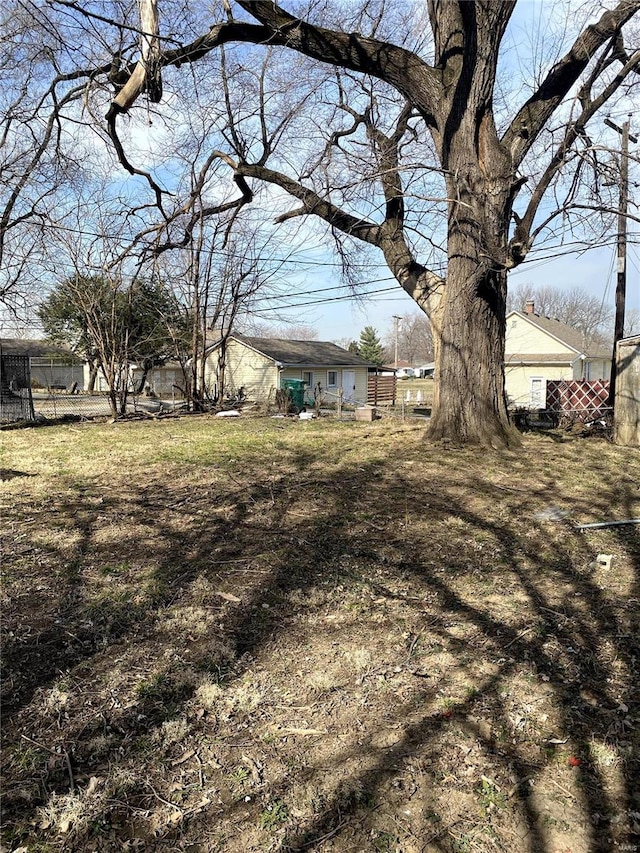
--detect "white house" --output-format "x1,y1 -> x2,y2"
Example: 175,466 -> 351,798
505,300 -> 611,409
203,335 -> 374,405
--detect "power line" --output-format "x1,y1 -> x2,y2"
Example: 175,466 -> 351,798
238,285 -> 401,315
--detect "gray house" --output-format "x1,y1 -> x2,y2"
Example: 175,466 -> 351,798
0,338 -> 85,390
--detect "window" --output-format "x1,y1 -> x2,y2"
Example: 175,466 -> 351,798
302,371 -> 313,387
327,370 -> 338,388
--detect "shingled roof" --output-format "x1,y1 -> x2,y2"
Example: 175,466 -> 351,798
508,311 -> 611,359
0,338 -> 83,360
225,335 -> 374,367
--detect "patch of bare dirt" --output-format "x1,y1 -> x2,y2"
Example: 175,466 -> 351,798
1,417 -> 639,852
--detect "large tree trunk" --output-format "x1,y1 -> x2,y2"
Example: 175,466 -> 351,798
427,109 -> 521,447
428,263 -> 517,448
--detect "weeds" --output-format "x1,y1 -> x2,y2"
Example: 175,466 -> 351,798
260,799 -> 289,830
477,777 -> 508,815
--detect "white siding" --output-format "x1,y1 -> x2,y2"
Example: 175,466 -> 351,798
505,363 -> 574,408
203,339 -> 370,406
505,313 -> 585,408
280,366 -> 369,405
584,358 -> 611,381
205,340 -> 279,402
505,314 -> 576,356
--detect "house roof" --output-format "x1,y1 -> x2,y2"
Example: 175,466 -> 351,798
506,353 -> 579,365
0,338 -> 82,360
619,335 -> 640,347
507,311 -> 610,359
227,335 -> 374,367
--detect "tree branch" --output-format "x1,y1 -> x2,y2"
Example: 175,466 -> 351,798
508,47 -> 640,265
503,0 -> 640,166
238,160 -> 443,313
106,8 -> 441,124
238,162 -> 382,244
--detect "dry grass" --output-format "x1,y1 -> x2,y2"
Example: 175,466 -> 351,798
1,415 -> 639,853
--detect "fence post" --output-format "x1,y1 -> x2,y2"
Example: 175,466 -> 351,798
337,387 -> 343,420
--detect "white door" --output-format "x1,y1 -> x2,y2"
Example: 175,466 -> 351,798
529,377 -> 546,409
342,370 -> 356,403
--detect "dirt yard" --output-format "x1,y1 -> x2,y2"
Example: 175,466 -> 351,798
1,415 -> 638,853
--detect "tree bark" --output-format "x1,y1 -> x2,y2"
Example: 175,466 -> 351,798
87,362 -> 98,393
134,359 -> 152,395
428,262 -> 516,447
101,0 -> 640,446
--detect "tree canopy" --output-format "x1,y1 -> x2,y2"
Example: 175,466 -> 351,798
38,275 -> 189,410
2,1 -> 639,443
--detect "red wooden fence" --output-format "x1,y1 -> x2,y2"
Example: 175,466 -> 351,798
546,379 -> 610,422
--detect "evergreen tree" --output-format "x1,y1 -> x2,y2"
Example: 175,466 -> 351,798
358,326 -> 384,366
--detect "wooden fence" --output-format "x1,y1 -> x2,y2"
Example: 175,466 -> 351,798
546,379 -> 610,422
367,375 -> 397,405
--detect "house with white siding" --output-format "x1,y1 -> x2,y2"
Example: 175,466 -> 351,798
203,335 -> 374,406
505,301 -> 611,409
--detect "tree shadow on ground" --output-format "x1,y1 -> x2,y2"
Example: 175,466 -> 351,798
1,424 -> 638,852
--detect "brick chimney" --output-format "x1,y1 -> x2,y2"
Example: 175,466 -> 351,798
525,299 -> 535,315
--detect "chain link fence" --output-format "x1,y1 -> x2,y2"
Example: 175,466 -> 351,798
29,392 -> 185,420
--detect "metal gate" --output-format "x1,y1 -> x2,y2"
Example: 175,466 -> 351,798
0,354 -> 35,422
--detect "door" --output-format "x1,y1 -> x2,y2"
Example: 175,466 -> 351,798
302,371 -> 313,403
342,370 -> 356,403
529,377 -> 546,409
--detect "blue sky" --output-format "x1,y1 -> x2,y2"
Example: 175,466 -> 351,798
238,0 -> 640,344
6,0 -> 636,346
249,237 -> 639,344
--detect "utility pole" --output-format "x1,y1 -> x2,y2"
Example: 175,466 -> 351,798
392,315 -> 401,368
605,115 -> 637,408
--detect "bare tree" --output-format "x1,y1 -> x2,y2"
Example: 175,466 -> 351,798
626,308 -> 640,335
0,1 -> 120,312
384,312 -> 433,365
102,0 -> 640,446
3,0 -> 640,445
256,324 -> 320,341
160,210 -> 292,407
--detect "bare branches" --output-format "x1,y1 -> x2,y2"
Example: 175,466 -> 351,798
239,162 -> 382,244
105,5 -> 441,125
509,46 -> 640,266
105,113 -> 170,217
233,1 -> 441,119
504,0 -> 640,166
109,151 -> 254,264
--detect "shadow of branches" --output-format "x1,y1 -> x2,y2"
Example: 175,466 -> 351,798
1,421 -> 638,853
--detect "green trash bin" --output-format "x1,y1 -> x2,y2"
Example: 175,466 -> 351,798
281,378 -> 306,412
